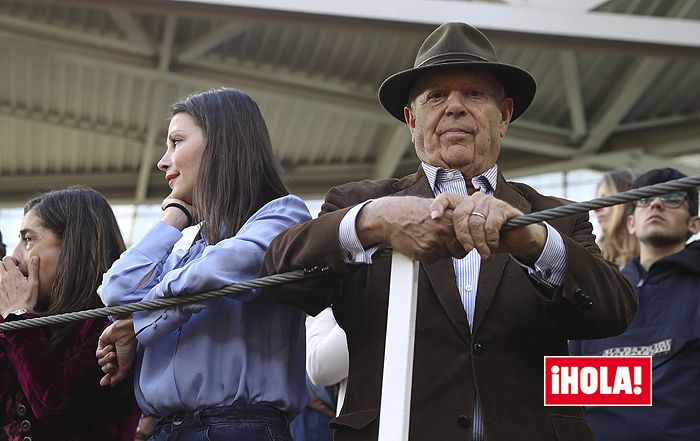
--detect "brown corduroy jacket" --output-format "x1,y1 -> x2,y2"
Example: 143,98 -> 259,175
262,168 -> 637,441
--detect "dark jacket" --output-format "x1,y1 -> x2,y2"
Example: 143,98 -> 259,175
0,315 -> 141,441
263,168 -> 637,441
570,240 -> 700,441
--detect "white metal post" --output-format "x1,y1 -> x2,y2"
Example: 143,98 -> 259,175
378,253 -> 419,441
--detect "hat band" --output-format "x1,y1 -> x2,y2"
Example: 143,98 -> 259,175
417,52 -> 489,68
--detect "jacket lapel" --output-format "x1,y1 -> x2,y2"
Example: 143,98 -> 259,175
393,167 -> 471,344
472,172 -> 532,333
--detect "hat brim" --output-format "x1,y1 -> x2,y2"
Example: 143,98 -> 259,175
378,61 -> 536,123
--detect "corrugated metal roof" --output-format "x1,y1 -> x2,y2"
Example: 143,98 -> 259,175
0,0 -> 698,206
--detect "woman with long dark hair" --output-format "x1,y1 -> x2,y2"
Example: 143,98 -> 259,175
96,88 -> 311,441
0,186 -> 140,440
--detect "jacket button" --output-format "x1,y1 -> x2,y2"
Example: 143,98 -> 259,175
22,437 -> 32,441
457,414 -> 472,428
574,289 -> 594,310
20,419 -> 31,432
16,403 -> 27,416
473,342 -> 484,355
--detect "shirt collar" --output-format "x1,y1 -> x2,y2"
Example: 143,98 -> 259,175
421,162 -> 499,193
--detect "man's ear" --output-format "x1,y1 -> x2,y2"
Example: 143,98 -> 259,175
404,106 -> 416,142
688,215 -> 700,236
626,214 -> 636,236
499,98 -> 514,137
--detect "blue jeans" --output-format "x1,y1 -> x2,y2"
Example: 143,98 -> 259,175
149,403 -> 292,441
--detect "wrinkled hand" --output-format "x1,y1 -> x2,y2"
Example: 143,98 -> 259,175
96,318 -> 136,387
357,196 -> 466,262
430,192 -> 547,263
0,256 -> 39,318
160,196 -> 197,230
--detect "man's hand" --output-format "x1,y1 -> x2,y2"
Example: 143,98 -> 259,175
96,318 -> 137,387
356,196 -> 466,262
430,192 -> 547,264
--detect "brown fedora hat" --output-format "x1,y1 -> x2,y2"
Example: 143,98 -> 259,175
378,22 -> 536,123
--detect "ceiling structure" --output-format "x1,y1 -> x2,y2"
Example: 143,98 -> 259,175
1,0 -> 699,208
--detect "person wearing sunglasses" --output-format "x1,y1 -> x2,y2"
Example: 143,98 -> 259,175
635,191 -> 688,209
570,167 -> 700,441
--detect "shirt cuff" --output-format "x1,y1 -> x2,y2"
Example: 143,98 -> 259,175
513,222 -> 567,287
133,309 -> 177,346
338,201 -> 380,264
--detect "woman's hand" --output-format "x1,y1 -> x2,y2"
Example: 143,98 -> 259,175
96,318 -> 137,387
0,256 -> 39,318
160,196 -> 197,231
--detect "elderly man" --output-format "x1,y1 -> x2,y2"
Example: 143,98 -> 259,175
263,22 -> 636,441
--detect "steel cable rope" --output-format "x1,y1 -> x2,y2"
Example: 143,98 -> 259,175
1,174 -> 698,332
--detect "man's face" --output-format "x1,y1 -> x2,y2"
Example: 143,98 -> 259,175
627,194 -> 700,247
404,68 -> 513,177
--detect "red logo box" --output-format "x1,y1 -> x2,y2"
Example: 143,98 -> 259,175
544,356 -> 652,406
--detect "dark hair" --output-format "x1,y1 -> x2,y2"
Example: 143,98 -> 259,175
632,168 -> 698,217
0,230 -> 5,258
25,186 -> 126,346
171,88 -> 289,244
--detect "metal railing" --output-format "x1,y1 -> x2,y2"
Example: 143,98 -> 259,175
1,174 -> 699,441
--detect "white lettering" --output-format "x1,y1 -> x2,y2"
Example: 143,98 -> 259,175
579,367 -> 598,395
560,367 -> 578,394
612,367 -> 632,394
599,367 -> 612,394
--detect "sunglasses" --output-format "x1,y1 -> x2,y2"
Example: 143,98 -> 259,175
635,191 -> 687,208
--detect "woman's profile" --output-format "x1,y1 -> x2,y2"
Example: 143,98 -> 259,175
97,88 -> 311,441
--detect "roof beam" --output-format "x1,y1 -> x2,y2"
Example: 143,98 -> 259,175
505,149 -> 700,178
577,57 -> 666,155
502,135 -> 578,158
578,0 -> 693,155
134,84 -> 166,204
615,113 -> 700,134
511,120 -> 571,138
133,18 -> 178,206
177,22 -> 250,63
373,126 -> 412,179
0,171 -> 145,208
503,0 -> 612,12
0,11 -> 153,56
0,28 -> 391,123
172,0 -> 700,57
558,50 -> 587,141
0,105 -> 144,143
158,15 -> 178,71
588,121 -> 700,158
108,10 -> 156,55
285,162 -> 376,198
0,161 -> 378,206
181,57 -> 371,101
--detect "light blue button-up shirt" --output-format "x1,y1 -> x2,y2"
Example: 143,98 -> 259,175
98,194 -> 311,418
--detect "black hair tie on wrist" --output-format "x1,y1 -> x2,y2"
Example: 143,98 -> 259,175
164,203 -> 193,227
